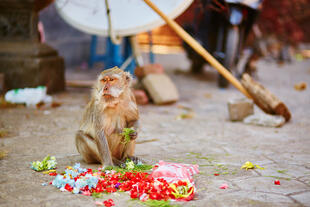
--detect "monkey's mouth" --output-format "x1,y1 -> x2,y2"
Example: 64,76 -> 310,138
103,94 -> 113,98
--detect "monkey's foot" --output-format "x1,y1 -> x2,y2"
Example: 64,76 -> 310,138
112,158 -> 125,167
127,156 -> 145,165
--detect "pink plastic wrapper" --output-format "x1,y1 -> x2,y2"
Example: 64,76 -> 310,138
150,161 -> 199,184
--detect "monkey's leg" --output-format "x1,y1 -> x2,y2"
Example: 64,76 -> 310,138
76,130 -> 101,164
95,131 -> 114,166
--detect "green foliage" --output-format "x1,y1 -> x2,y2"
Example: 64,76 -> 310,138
104,159 -> 153,173
31,155 -> 57,171
91,192 -> 103,198
277,169 -> 288,174
121,128 -> 135,145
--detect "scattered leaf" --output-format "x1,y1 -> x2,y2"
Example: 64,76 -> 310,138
177,105 -> 192,111
264,175 -> 291,181
241,161 -> 264,170
277,169 -> 288,174
176,112 -> 195,120
0,129 -> 8,138
294,82 -> 307,91
142,199 -> 178,207
255,165 -> 265,170
219,183 -> 228,189
0,150 -> 7,159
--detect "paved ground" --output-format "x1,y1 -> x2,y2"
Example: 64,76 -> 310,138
0,53 -> 310,207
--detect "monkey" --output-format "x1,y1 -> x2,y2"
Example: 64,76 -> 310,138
75,66 -> 139,166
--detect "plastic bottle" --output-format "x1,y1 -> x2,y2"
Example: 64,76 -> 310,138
4,86 -> 52,106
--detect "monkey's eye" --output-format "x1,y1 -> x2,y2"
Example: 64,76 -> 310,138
101,78 -> 107,82
109,78 -> 117,82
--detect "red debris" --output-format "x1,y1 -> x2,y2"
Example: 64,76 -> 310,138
103,199 -> 115,207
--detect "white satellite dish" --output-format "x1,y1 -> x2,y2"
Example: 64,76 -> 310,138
55,0 -> 193,37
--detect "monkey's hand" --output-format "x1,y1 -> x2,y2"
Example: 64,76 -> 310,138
129,131 -> 138,140
127,120 -> 139,140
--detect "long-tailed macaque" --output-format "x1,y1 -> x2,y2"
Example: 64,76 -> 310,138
76,67 -> 139,166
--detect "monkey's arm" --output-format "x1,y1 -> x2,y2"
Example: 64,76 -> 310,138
95,131 -> 114,166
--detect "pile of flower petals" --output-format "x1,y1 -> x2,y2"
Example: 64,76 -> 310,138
50,161 -> 199,202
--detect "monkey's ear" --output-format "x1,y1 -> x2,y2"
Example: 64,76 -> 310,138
124,72 -> 132,84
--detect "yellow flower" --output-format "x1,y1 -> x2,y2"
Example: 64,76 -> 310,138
241,161 -> 265,170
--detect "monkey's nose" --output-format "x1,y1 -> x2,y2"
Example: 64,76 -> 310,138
104,86 -> 108,91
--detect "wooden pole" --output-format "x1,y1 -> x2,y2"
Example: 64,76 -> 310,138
143,0 -> 252,99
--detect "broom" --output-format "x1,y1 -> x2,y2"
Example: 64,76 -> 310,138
143,0 -> 291,122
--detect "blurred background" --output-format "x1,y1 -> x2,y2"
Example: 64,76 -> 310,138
39,0 -> 310,67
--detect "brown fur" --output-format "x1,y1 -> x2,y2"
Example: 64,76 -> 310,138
76,67 -> 139,166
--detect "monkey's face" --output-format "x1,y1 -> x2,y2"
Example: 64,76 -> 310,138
94,68 -> 132,103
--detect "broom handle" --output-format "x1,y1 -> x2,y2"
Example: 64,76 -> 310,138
143,0 -> 252,99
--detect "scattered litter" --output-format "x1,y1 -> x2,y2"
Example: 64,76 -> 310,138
150,161 -> 198,201
177,105 -> 192,111
176,112 -> 195,120
43,169 -> 57,175
95,201 -> 104,206
142,199 -> 176,207
274,180 -> 281,185
241,161 -> 265,170
243,114 -> 285,127
40,160 -> 199,204
5,86 -> 52,107
214,173 -> 220,176
41,183 -> 48,186
103,199 -> 115,207
219,183 -> 228,189
0,129 -> 8,138
176,105 -> 195,120
0,150 -> 7,159
31,155 -> 57,171
277,169 -> 288,174
0,96 -> 19,108
169,180 -> 194,201
294,82 -> 307,91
